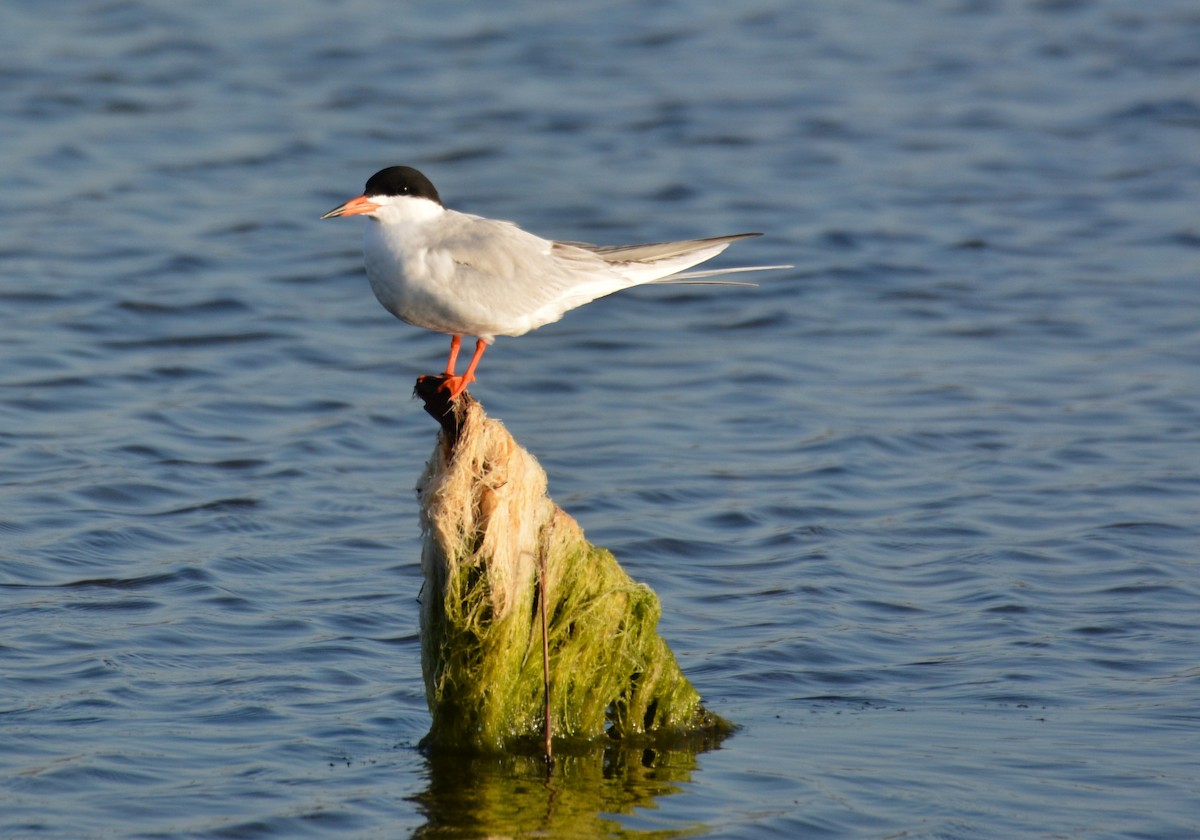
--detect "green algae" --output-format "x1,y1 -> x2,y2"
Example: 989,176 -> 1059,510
415,399 -> 732,753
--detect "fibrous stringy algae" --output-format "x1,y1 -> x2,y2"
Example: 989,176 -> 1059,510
415,397 -> 731,753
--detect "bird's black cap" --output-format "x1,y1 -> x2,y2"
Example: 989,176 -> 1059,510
363,166 -> 442,206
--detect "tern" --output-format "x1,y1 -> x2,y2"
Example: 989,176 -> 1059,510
321,166 -> 789,399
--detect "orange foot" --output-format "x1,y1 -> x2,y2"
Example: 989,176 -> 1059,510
415,373 -> 471,398
437,338 -> 487,401
439,373 -> 475,400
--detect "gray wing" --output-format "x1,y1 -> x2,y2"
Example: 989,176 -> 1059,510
572,232 -> 762,263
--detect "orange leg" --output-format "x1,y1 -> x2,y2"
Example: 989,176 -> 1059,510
444,334 -> 462,376
441,338 -> 487,400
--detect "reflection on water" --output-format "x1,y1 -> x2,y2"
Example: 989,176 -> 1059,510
412,741 -> 710,838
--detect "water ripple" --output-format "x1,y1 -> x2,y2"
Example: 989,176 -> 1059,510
2,0 -> 1200,837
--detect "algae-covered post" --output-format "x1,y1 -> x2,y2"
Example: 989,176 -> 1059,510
413,376 -> 732,754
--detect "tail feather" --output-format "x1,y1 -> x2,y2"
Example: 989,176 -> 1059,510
655,264 -> 793,282
552,233 -> 790,288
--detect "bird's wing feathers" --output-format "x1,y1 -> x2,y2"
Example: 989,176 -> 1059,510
556,232 -> 782,285
415,215 -> 629,337
416,214 -> 787,337
441,217 -> 547,279
575,232 -> 761,263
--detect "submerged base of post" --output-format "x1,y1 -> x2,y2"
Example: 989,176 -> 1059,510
414,376 -> 733,753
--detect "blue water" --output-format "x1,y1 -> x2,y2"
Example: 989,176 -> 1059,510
3,0 -> 1200,836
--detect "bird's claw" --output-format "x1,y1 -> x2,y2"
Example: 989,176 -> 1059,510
438,374 -> 474,400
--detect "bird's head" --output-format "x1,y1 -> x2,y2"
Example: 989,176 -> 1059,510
321,166 -> 444,223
